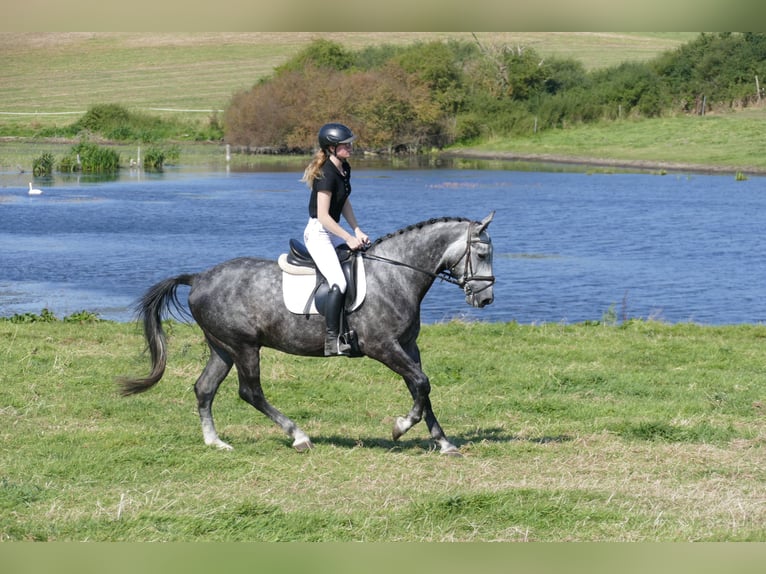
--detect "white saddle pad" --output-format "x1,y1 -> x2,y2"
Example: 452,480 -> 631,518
278,253 -> 366,315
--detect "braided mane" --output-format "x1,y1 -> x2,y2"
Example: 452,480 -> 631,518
370,217 -> 471,247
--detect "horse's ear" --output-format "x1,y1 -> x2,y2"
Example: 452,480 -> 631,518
478,211 -> 495,232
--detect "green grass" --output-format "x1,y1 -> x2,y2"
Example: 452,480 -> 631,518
462,109 -> 766,173
1,319 -> 763,541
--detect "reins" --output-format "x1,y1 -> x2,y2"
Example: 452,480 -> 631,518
360,221 -> 495,292
361,251 -> 460,285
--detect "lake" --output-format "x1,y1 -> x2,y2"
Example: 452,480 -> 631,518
1,160 -> 765,325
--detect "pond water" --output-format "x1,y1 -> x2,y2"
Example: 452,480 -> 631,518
1,160 -> 765,325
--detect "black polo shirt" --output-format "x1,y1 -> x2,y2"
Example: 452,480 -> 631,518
308,160 -> 351,222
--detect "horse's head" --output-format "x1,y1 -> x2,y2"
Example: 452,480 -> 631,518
448,212 -> 496,309
364,213 -> 496,310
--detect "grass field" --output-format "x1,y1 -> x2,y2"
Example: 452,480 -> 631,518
454,106 -> 766,173
1,318 -> 763,541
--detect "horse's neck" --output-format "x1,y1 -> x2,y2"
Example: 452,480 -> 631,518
375,221 -> 466,274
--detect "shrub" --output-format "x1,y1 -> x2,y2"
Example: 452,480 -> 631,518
0,309 -> 101,323
74,103 -> 131,132
454,114 -> 483,143
32,152 -> 55,176
353,43 -> 407,70
57,142 -> 120,173
201,113 -> 224,141
652,32 -> 766,110
1,308 -> 58,323
393,41 -> 470,113
275,39 -> 354,75
225,64 -> 445,152
67,103 -> 188,142
143,144 -> 180,170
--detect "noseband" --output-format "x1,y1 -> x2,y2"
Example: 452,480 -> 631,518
362,221 -> 495,293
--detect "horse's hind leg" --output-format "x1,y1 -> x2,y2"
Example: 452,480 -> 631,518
236,346 -> 313,452
195,342 -> 235,450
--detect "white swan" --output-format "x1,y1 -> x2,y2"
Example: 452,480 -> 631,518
28,182 -> 42,195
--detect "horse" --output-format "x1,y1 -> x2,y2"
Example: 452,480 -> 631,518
118,213 -> 496,455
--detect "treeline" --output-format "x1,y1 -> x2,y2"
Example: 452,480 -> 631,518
224,33 -> 766,154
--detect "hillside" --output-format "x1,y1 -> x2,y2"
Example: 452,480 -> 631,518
1,33 -> 696,127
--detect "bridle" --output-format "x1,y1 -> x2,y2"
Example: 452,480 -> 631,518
449,222 -> 496,296
361,221 -> 496,294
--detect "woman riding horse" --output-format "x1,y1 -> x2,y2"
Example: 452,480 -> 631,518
301,123 -> 370,356
119,214 -> 496,455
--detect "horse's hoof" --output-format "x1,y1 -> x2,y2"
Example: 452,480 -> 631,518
207,439 -> 233,451
293,439 -> 313,452
439,442 -> 462,456
392,416 -> 409,441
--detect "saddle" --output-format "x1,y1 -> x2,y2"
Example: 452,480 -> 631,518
278,239 -> 366,316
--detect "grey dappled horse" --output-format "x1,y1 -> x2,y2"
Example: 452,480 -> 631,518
119,214 -> 495,455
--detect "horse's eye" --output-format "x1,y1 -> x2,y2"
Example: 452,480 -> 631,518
477,252 -> 487,260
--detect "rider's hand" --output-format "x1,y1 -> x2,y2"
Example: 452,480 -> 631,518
347,236 -> 365,251
354,228 -> 370,249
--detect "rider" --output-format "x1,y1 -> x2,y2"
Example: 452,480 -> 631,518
301,123 -> 370,356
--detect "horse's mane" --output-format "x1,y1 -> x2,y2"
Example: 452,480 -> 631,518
370,217 -> 472,248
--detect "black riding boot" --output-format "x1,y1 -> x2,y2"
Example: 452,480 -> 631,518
324,285 -> 351,356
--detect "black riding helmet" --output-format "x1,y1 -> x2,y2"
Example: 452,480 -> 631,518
318,123 -> 355,154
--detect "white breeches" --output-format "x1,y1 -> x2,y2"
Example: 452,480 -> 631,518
303,217 -> 347,293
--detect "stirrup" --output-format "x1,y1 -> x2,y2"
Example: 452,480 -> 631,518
325,333 -> 351,356
341,329 -> 361,357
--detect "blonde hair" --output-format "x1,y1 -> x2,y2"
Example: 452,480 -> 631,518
301,149 -> 328,189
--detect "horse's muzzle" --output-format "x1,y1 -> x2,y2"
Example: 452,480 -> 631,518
466,285 -> 494,308
473,294 -> 494,308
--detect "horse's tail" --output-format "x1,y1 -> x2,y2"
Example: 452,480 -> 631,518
117,273 -> 195,396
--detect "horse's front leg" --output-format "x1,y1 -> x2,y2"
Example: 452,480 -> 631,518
393,394 -> 459,455
379,341 -> 460,455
